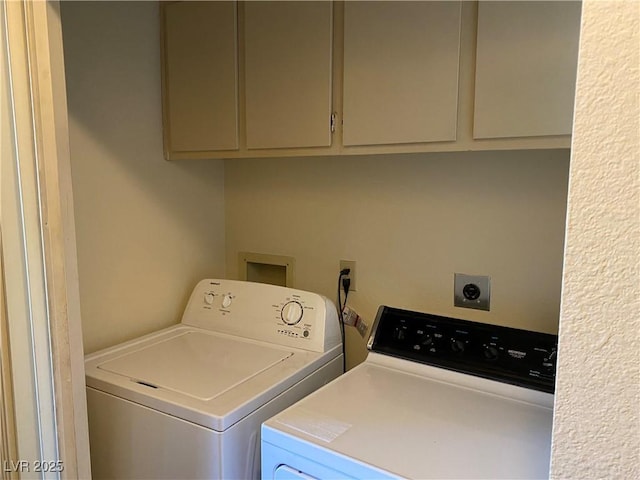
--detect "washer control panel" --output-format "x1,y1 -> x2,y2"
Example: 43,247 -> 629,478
273,295 -> 317,340
368,306 -> 557,393
181,279 -> 340,353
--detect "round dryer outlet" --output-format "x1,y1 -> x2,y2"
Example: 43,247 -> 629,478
454,273 -> 491,311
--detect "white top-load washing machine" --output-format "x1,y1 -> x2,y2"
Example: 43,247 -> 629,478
85,279 -> 342,480
262,305 -> 557,479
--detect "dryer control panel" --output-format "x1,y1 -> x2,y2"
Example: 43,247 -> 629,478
368,306 -> 557,393
181,279 -> 341,353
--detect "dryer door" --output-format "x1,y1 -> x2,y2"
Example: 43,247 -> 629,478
274,465 -> 318,480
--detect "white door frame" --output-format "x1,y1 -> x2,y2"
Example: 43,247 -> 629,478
1,1 -> 90,478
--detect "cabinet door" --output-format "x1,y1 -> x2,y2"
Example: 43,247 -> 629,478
244,1 -> 333,150
162,1 -> 238,154
342,2 -> 462,147
473,1 -> 581,139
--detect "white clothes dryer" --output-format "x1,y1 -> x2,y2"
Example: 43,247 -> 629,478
85,279 -> 342,480
262,305 -> 557,479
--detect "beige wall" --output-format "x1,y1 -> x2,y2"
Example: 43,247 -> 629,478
551,1 -> 639,477
225,149 -> 570,367
61,2 -> 226,354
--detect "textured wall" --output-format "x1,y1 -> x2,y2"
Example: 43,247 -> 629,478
61,2 -> 226,353
550,1 -> 639,478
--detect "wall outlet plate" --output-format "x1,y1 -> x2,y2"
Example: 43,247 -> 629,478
454,273 -> 491,311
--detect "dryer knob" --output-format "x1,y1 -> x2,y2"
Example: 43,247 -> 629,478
483,344 -> 499,361
222,294 -> 233,308
281,301 -> 303,325
451,338 -> 466,354
203,293 -> 215,305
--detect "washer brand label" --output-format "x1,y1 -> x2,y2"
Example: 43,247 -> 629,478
508,349 -> 527,359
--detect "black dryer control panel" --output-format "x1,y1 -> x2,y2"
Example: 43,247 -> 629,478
368,306 -> 558,393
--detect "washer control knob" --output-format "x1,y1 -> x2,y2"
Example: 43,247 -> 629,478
203,293 -> 215,305
281,301 -> 303,325
222,294 -> 233,308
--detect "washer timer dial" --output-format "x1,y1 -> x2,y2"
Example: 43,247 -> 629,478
281,301 -> 304,325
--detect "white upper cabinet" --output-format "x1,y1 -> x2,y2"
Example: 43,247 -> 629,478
342,2 -> 462,147
243,1 -> 333,150
162,1 -> 238,155
160,1 -> 580,160
473,1 -> 581,139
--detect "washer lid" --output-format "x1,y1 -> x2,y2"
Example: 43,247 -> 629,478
97,331 -> 292,401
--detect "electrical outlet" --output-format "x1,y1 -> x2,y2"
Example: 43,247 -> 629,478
454,273 -> 491,311
339,260 -> 357,292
